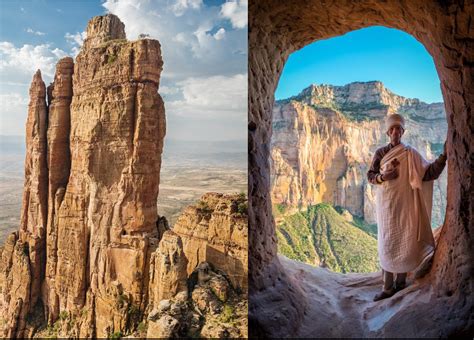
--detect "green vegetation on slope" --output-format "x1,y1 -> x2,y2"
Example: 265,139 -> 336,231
275,203 -> 380,273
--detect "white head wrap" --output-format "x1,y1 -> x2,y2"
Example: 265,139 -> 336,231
385,114 -> 405,131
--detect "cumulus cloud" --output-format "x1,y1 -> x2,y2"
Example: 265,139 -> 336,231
102,0 -> 247,80
26,28 -> 46,36
220,0 -> 248,29
167,73 -> 247,117
0,42 -> 68,82
213,28 -> 226,40
0,93 -> 29,110
170,0 -> 202,16
160,85 -> 181,95
65,31 -> 86,56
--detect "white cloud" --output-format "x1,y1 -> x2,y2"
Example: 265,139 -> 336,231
65,31 -> 86,46
26,28 -> 46,36
170,0 -> 202,16
220,0 -> 248,29
213,28 -> 226,40
0,93 -> 29,110
102,0 -> 247,80
0,93 -> 29,135
0,42 -> 69,135
0,42 -> 68,82
65,31 -> 87,56
168,73 -> 247,118
160,85 -> 180,95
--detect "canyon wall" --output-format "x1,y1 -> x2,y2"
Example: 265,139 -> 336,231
271,81 -> 447,226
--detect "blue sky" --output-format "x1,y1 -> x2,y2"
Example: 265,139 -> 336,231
0,0 -> 247,140
0,1 -> 104,51
275,26 -> 443,104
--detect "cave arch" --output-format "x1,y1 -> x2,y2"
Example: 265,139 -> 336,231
270,26 -> 449,275
249,1 -> 473,337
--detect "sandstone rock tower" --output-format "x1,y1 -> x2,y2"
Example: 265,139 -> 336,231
0,14 -> 166,337
0,14 -> 248,339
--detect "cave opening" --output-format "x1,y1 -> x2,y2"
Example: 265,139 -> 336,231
249,1 -> 473,338
270,26 -> 448,275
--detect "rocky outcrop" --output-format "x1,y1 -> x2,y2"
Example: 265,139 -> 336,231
271,81 -> 447,226
0,70 -> 50,338
148,230 -> 188,306
146,262 -> 248,339
249,0 -> 473,337
0,233 -> 32,338
0,14 -> 166,338
173,192 -> 248,292
142,193 -> 249,339
43,56 -> 73,325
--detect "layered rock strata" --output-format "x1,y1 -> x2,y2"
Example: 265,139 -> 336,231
271,81 -> 447,226
173,193 -> 249,292
0,14 -> 166,338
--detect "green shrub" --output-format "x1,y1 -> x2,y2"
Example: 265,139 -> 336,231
59,311 -> 68,321
220,304 -> 234,323
137,321 -> 147,333
109,331 -> 122,339
237,201 -> 247,215
107,54 -> 117,64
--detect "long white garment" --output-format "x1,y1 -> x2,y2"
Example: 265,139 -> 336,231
375,143 -> 435,273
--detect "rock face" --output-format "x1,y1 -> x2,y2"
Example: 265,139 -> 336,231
146,262 -> 248,339
249,0 -> 473,338
0,70 -> 49,338
271,81 -> 447,226
0,14 -> 166,338
148,230 -> 188,305
173,192 -> 248,292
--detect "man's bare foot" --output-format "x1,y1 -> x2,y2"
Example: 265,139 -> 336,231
373,289 -> 395,302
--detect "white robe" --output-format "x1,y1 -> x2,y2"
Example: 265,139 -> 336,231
375,143 -> 435,273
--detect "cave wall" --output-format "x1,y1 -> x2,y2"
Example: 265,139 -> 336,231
249,0 -> 473,336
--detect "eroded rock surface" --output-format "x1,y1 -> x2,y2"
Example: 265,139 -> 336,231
0,14 -> 166,338
173,192 -> 248,291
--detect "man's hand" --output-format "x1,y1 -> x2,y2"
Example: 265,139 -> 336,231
382,167 -> 399,181
382,159 -> 400,181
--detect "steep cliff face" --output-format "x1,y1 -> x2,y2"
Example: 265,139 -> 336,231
0,14 -> 166,338
173,192 -> 248,292
0,15 -> 247,339
271,81 -> 447,226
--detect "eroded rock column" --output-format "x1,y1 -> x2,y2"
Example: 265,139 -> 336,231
42,56 -> 74,323
51,14 -> 166,337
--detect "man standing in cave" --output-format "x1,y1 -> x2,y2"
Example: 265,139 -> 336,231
367,113 -> 447,301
